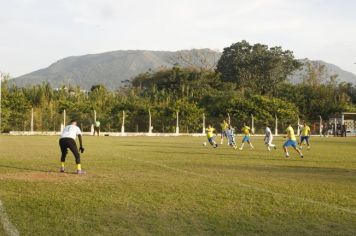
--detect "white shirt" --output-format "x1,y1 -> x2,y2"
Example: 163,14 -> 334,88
265,127 -> 272,138
226,128 -> 233,136
61,125 -> 82,140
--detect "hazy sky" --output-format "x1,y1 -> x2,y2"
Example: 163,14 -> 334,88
1,0 -> 356,77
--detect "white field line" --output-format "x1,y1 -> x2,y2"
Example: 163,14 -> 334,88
0,200 -> 19,236
123,156 -> 356,216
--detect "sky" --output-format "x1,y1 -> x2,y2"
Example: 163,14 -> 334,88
1,0 -> 356,77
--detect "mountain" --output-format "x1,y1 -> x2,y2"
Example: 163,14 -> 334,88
10,49 -> 356,89
288,59 -> 356,84
11,49 -> 221,90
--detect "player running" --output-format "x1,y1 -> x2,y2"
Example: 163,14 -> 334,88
220,120 -> 229,145
239,123 -> 254,150
206,124 -> 218,148
299,121 -> 311,150
59,119 -> 86,174
283,122 -> 303,158
264,123 -> 276,151
226,125 -> 237,149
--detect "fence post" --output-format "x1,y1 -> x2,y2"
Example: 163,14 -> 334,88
228,113 -> 231,125
121,110 -> 125,134
251,114 -> 255,134
91,110 -> 96,134
202,113 -> 206,134
275,116 -> 278,136
148,109 -> 152,134
64,109 -> 66,126
176,111 -> 179,134
297,117 -> 300,136
319,115 -> 322,136
61,109 -> 66,132
31,108 -> 34,134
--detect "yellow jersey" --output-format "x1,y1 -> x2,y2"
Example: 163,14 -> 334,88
301,125 -> 310,136
286,126 -> 296,141
220,121 -> 228,130
241,126 -> 251,136
206,127 -> 215,138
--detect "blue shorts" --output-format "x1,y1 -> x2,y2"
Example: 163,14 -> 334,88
300,136 -> 309,143
208,137 -> 215,143
284,140 -> 297,148
242,136 -> 250,142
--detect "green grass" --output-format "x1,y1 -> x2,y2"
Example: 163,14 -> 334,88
0,135 -> 356,236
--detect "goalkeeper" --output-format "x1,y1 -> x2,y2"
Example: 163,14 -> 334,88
59,119 -> 86,174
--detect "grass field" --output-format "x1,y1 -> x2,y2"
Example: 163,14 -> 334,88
0,135 -> 356,236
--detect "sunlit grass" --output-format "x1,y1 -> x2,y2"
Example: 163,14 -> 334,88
0,135 -> 355,235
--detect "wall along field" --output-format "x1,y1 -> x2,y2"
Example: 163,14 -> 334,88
0,135 -> 355,235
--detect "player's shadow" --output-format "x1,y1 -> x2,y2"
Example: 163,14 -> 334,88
0,164 -> 77,175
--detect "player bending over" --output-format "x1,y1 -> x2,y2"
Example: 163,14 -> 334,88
226,125 -> 237,149
299,121 -> 311,150
206,124 -> 218,148
283,122 -> 303,158
220,120 -> 229,145
264,123 -> 276,151
59,119 -> 86,174
239,123 -> 254,150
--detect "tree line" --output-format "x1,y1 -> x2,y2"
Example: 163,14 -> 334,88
1,40 -> 355,133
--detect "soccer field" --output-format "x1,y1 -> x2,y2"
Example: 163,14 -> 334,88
0,136 -> 355,236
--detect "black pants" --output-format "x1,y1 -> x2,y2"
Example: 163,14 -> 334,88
94,126 -> 100,135
59,138 -> 81,164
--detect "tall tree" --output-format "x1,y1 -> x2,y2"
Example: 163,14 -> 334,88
216,40 -> 302,95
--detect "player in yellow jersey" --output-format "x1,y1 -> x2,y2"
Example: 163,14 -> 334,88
220,120 -> 229,145
239,123 -> 254,150
299,122 -> 311,150
206,124 -> 218,148
283,122 -> 303,158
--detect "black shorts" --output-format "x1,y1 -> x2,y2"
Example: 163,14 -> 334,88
59,138 -> 80,164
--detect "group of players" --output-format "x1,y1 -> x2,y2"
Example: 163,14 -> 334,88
205,120 -> 311,158
57,118 -> 311,174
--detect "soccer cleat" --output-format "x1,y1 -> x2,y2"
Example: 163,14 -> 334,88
60,167 -> 65,173
285,154 -> 290,158
300,155 -> 304,158
274,146 -> 277,150
76,170 -> 86,174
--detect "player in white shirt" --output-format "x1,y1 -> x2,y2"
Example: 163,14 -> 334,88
226,125 -> 237,149
59,120 -> 85,174
264,123 -> 276,151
